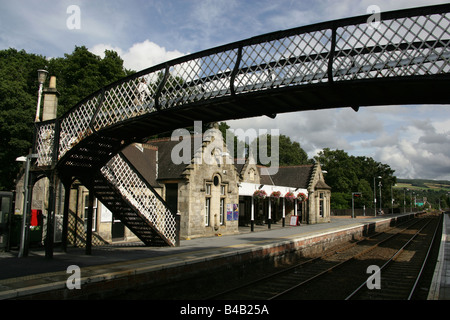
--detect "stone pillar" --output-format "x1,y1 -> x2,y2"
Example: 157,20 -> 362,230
42,76 -> 59,121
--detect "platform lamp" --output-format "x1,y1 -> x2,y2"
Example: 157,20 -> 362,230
16,153 -> 38,257
373,176 -> 381,216
35,69 -> 48,122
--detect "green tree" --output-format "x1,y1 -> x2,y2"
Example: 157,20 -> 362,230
0,46 -> 132,190
315,148 -> 397,210
48,46 -> 133,115
252,134 -> 311,166
0,48 -> 47,190
331,192 -> 352,209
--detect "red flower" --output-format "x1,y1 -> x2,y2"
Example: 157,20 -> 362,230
285,192 -> 296,202
297,192 -> 308,202
253,189 -> 267,199
270,191 -> 281,198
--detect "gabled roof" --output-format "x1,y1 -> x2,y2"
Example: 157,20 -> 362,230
314,179 -> 331,189
123,137 -> 330,191
258,165 -> 314,189
149,137 -> 193,180
121,143 -> 159,187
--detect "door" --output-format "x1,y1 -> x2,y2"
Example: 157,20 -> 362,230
165,183 -> 178,213
112,219 -> 125,240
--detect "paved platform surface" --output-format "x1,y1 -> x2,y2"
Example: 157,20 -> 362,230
0,212 -> 447,300
428,212 -> 450,300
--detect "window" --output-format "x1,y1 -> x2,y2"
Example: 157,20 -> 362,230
205,198 -> 211,226
205,183 -> 211,226
220,198 -> 225,225
220,184 -> 226,225
319,193 -> 324,217
84,194 -> 97,232
213,175 -> 220,186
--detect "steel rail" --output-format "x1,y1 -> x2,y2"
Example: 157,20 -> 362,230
30,3 -> 450,248
207,215 -> 421,300
344,216 -> 438,300
269,217 -> 427,300
407,214 -> 442,299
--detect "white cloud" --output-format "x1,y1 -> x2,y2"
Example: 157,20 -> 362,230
90,40 -> 186,71
3,0 -> 449,181
122,40 -> 185,71
228,104 -> 450,180
374,117 -> 450,179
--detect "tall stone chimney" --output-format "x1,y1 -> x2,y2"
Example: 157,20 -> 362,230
42,76 -> 59,121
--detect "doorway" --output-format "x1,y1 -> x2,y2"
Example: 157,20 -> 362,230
112,219 -> 125,241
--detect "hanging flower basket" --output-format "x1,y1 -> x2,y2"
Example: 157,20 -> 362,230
297,192 -> 308,202
253,189 -> 267,200
285,191 -> 296,202
270,191 -> 281,199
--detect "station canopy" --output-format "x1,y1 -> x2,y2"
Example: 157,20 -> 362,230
238,182 -> 308,198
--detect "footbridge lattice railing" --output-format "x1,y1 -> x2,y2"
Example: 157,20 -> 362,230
31,4 -> 450,246
100,153 -> 178,246
35,4 -> 450,168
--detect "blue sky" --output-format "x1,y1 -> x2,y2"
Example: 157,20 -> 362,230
1,0 -> 449,180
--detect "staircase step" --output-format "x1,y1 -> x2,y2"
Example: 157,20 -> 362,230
84,153 -> 178,247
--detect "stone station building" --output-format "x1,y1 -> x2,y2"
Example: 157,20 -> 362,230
13,77 -> 331,245
15,124 -> 332,246
114,125 -> 332,241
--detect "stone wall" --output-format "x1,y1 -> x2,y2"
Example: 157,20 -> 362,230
179,128 -> 240,239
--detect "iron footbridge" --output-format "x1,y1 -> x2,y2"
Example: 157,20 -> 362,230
32,4 -> 450,247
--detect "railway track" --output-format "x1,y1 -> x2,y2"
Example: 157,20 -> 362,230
208,212 -> 442,300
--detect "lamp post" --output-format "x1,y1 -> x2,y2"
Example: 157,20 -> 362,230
374,176 -> 381,216
17,68 -> 48,257
16,154 -> 38,257
35,69 -> 48,122
373,177 -> 376,215
403,188 -> 407,213
378,179 -> 382,215
391,185 -> 394,214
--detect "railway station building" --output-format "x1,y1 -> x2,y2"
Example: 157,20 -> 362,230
117,124 -> 331,240
14,123 -> 331,246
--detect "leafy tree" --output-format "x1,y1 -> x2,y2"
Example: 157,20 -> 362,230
315,148 -> 397,209
0,48 -> 47,190
0,46 -> 133,190
47,46 -> 133,115
331,192 -> 352,209
252,134 -> 312,166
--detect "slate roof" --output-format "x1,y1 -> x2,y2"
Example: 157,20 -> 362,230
258,165 -> 315,189
149,138 -> 191,181
123,135 -> 206,182
121,143 -> 159,187
123,138 -> 329,190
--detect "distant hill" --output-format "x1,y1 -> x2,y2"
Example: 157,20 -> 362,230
396,179 -> 450,191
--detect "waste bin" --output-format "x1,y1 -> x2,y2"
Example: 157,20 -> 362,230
0,191 -> 13,252
8,212 -> 43,248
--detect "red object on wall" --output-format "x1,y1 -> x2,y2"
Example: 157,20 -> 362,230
30,209 -> 42,226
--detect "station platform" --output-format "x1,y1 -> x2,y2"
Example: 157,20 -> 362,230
0,211 -> 447,300
428,211 -> 450,300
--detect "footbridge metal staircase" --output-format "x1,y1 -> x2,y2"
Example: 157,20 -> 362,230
31,4 -> 450,247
